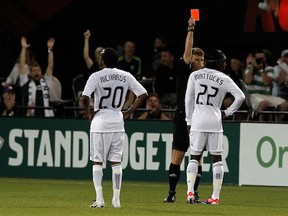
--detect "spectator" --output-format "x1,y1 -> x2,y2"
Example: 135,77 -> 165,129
137,92 -> 171,120
44,46 -> 62,103
243,48 -> 288,121
151,35 -> 168,75
78,30 -> 104,118
2,48 -> 35,88
83,30 -> 103,70
0,86 -> 19,116
153,47 -> 177,108
222,56 -> 249,119
2,46 -> 36,109
83,29 -> 104,80
117,40 -> 142,80
18,36 -> 59,117
272,49 -> 288,100
117,40 -> 143,111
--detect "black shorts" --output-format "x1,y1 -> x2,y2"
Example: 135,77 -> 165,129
172,110 -> 189,152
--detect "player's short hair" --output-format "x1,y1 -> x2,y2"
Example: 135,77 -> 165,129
94,46 -> 104,56
100,47 -> 119,68
192,47 -> 205,57
205,49 -> 226,69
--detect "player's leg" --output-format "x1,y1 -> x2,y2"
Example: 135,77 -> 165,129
164,149 -> 185,202
186,131 -> 205,204
186,156 -> 200,204
164,115 -> 189,203
211,156 -> 223,201
193,152 -> 204,202
111,163 -> 122,208
108,132 -> 124,208
171,149 -> 185,184
202,155 -> 223,205
90,132 -> 105,208
194,147 -> 207,202
202,133 -> 223,205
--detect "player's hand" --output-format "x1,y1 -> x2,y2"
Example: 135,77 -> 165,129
88,110 -> 99,122
122,111 -> 131,120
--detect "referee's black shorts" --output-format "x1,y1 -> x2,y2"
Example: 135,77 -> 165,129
172,110 -> 189,152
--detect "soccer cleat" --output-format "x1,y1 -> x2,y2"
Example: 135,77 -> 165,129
187,198 -> 195,204
186,191 -> 195,204
194,191 -> 201,203
164,191 -> 176,202
90,200 -> 105,208
112,202 -> 121,208
202,197 -> 219,205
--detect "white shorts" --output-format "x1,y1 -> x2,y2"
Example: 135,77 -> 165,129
90,132 -> 124,163
189,131 -> 223,155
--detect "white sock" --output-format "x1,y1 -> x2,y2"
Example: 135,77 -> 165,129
186,159 -> 198,197
212,161 -> 224,199
112,164 -> 122,203
92,165 -> 103,202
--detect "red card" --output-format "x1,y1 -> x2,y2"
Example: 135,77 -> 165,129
191,9 -> 200,21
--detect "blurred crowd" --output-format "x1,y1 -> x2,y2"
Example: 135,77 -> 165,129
1,32 -> 288,122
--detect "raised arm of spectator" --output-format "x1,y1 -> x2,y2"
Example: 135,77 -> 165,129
83,30 -> 93,69
19,36 -> 30,75
45,38 -> 55,77
183,17 -> 195,64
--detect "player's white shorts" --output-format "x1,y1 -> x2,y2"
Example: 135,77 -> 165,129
90,132 -> 124,163
189,131 -> 223,155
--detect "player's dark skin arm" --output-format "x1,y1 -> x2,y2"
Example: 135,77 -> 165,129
81,95 -> 95,122
122,93 -> 148,119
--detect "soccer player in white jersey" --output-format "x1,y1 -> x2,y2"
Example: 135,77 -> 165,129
185,49 -> 245,204
81,47 -> 147,208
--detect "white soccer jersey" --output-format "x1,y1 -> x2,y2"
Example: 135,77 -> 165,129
185,68 -> 245,132
82,68 -> 147,132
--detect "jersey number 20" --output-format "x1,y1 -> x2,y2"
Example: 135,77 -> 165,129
99,86 -> 124,109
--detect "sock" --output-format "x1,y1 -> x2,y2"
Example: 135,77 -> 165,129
211,161 -> 224,200
194,165 -> 202,192
92,165 -> 103,202
112,164 -> 122,203
186,160 -> 198,197
168,163 -> 180,193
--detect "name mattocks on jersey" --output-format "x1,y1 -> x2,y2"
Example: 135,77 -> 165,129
194,73 -> 224,85
99,74 -> 127,83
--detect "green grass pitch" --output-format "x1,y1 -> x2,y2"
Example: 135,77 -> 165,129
0,177 -> 287,216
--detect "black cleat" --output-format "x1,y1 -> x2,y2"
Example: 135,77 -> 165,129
164,191 -> 176,202
194,191 -> 201,203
